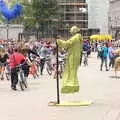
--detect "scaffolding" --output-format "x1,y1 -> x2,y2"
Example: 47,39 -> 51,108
58,0 -> 88,38
22,0 -> 88,39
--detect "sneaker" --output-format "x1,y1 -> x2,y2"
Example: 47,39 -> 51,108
11,87 -> 17,91
1,77 -> 4,80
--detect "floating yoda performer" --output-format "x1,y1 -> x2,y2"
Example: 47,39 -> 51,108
57,26 -> 83,94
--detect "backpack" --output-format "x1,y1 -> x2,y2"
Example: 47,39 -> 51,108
99,49 -> 104,58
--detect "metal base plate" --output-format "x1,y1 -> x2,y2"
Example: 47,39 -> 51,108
48,101 -> 94,106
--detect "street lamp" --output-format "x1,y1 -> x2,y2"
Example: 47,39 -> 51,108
6,21 -> 9,41
79,7 -> 88,37
108,16 -> 112,34
36,22 -> 39,41
114,16 -> 120,41
79,8 -> 87,14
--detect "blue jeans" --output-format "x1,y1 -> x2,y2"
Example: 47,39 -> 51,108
100,56 -> 108,70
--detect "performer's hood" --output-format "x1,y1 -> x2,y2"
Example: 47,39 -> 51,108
70,26 -> 80,34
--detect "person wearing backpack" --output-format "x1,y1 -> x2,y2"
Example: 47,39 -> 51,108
108,45 -> 115,69
100,43 -> 109,71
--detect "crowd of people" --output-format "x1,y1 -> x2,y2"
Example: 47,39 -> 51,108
0,40 -> 66,91
89,40 -> 120,71
82,39 -> 120,72
0,37 -> 119,91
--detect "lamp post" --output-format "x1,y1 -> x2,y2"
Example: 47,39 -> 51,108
79,7 -> 88,37
108,16 -> 112,34
6,21 -> 9,41
114,16 -> 120,41
36,22 -> 39,41
79,8 -> 87,14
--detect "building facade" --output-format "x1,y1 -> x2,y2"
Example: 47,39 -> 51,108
87,0 -> 109,34
0,24 -> 23,40
109,0 -> 120,40
58,0 -> 88,37
1,0 -> 88,39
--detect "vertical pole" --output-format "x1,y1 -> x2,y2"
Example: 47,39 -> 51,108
37,29 -> 38,41
37,29 -> 39,41
6,22 -> 9,41
56,41 -> 60,104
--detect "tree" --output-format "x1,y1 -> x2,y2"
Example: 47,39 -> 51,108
32,0 -> 59,37
23,5 -> 35,30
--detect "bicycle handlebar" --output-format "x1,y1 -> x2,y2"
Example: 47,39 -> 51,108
15,61 -> 27,68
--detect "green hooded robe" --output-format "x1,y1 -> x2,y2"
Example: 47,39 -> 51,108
57,33 -> 83,94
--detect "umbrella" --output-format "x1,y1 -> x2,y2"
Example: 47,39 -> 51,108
90,34 -> 112,41
108,34 -> 112,40
90,35 -> 99,40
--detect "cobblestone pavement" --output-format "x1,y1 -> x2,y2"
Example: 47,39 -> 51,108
0,53 -> 120,120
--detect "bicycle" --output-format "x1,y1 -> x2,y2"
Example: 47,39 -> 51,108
46,55 -> 53,75
53,57 -> 65,79
29,57 -> 39,79
0,62 -> 10,81
35,57 -> 41,75
58,57 -> 65,79
83,51 -> 88,66
16,63 -> 28,91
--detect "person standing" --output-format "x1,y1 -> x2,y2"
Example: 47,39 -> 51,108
100,43 -> 109,71
0,51 -> 9,80
108,45 -> 115,69
57,26 -> 83,94
9,49 -> 25,90
39,41 -> 53,75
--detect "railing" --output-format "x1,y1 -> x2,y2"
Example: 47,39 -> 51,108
58,2 -> 87,6
59,11 -> 88,14
62,20 -> 88,22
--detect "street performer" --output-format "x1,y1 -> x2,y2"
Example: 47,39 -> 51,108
57,26 -> 83,94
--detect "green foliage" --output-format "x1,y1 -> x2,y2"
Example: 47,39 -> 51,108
23,5 -> 35,30
23,0 -> 59,37
0,0 -> 59,37
32,0 -> 58,21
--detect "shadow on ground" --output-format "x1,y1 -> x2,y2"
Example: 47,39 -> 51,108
109,76 -> 120,79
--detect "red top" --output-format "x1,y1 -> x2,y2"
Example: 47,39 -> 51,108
9,52 -> 25,69
45,44 -> 52,48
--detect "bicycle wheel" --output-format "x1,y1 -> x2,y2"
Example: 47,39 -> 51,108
83,61 -> 86,66
59,72 -> 62,79
19,81 -> 24,91
22,80 -> 27,88
47,67 -> 52,75
23,77 -> 28,88
37,63 -> 40,73
19,72 -> 25,91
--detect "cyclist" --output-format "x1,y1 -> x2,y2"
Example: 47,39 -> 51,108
0,50 -> 9,80
39,41 -> 53,75
9,49 -> 26,91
